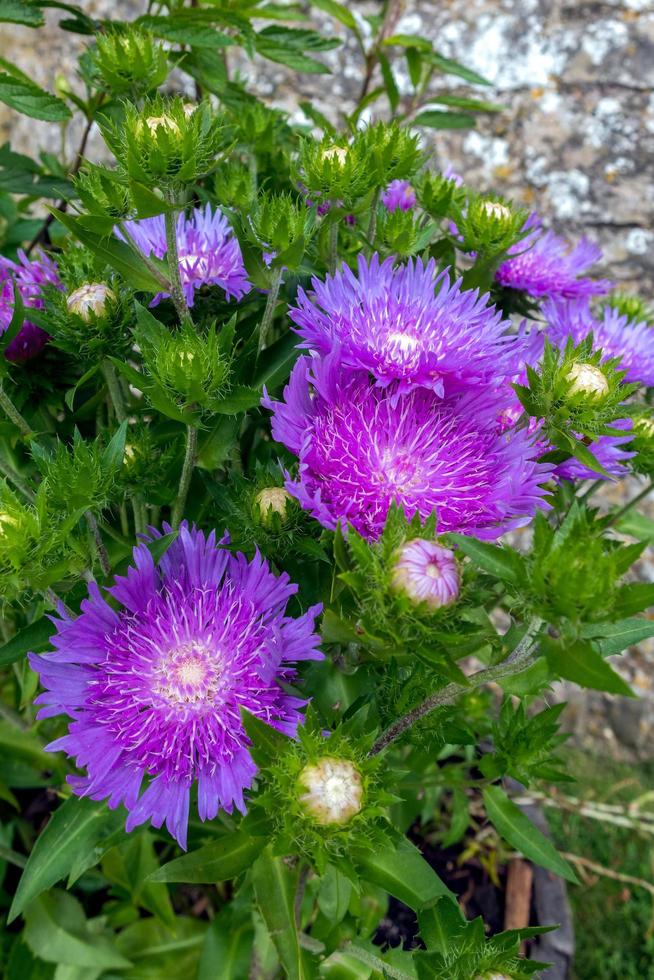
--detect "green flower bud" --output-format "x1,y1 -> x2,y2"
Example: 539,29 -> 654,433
376,207 -> 421,257
92,27 -> 168,97
298,757 -> 364,827
75,163 -> 132,221
247,190 -> 310,268
138,320 -> 231,414
213,160 -> 254,211
297,137 -> 366,204
417,171 -> 466,219
352,121 -> 423,188
253,487 -> 292,527
604,291 -> 653,325
460,195 -> 527,256
66,282 -> 115,322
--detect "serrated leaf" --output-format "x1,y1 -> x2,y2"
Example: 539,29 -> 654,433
148,830 -> 266,883
9,796 -> 126,922
0,71 -> 71,121
543,636 -> 636,696
580,617 -> 654,657
482,785 -> 578,884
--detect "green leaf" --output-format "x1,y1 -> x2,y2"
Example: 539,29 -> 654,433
430,94 -> 503,112
0,1 -> 44,27
0,617 -> 54,668
252,846 -> 315,980
115,916 -> 206,978
102,832 -> 175,930
482,785 -> 578,884
101,420 -> 128,474
580,617 -> 654,657
240,707 -> 289,766
255,25 -> 339,74
413,109 -> 476,130
427,50 -> 491,86
355,837 -> 455,911
9,796 -> 126,922
310,0 -> 357,32
0,71 -> 71,121
379,51 -> 399,112
616,510 -> 654,542
543,637 -> 636,697
24,891 -> 131,969
448,534 -> 525,585
148,830 -> 266,884
55,212 -> 164,292
213,385 -> 261,415
611,583 -> 654,618
252,329 -> 301,391
137,14 -> 235,48
198,905 -> 253,980
317,864 -> 352,923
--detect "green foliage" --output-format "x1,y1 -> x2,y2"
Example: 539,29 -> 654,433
90,27 -> 169,98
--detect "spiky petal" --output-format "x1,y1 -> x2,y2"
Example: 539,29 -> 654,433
0,250 -> 61,361
289,254 -> 517,397
495,213 -> 612,300
263,354 -> 552,541
118,204 -> 251,307
30,525 -> 322,849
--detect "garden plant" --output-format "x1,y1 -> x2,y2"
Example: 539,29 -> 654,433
0,1 -> 653,977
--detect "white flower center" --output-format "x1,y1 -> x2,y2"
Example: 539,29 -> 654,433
567,361 -> 609,398
299,757 -> 363,826
387,330 -> 420,353
152,641 -> 222,708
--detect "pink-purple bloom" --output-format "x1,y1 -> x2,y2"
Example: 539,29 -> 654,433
118,204 -> 251,307
391,539 -> 460,609
544,298 -> 654,387
381,180 -> 416,212
30,525 -> 322,849
263,354 -> 552,541
0,250 -> 60,361
495,213 -> 612,300
289,255 -> 519,397
554,418 -> 635,482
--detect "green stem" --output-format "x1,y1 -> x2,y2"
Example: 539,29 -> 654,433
578,478 -> 604,504
328,220 -> 339,275
119,501 -> 129,537
607,480 -> 653,528
101,360 -> 127,423
0,455 -> 35,502
85,510 -> 110,577
366,188 -> 380,253
172,425 -> 198,528
257,268 -> 283,355
369,618 -> 543,756
164,206 -> 189,322
132,496 -> 146,535
0,385 -> 32,439
44,588 -> 73,618
118,221 -> 171,292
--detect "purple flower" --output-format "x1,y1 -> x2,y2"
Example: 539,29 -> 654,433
391,539 -> 460,609
0,250 -> 60,361
495,213 -> 612,300
554,418 -> 635,482
381,180 -> 416,212
263,354 -> 552,541
118,204 -> 251,307
544,298 -> 654,387
289,255 -> 518,397
30,525 -> 322,849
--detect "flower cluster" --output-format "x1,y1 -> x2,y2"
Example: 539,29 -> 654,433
0,250 -> 61,361
118,204 -> 251,307
30,525 -> 322,848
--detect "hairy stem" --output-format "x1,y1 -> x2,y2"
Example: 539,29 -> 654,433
101,360 -> 127,423
257,268 -> 283,355
85,510 -> 110,577
607,480 -> 653,527
0,386 -> 32,439
0,455 -> 35,502
369,618 -> 544,756
164,207 -> 189,322
172,425 -> 198,528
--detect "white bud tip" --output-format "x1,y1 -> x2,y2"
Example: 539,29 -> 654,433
321,145 -> 349,165
66,282 -> 115,321
481,201 -> 511,221
143,114 -> 180,135
567,361 -> 609,398
391,539 -> 460,610
298,756 -> 363,826
254,487 -> 292,524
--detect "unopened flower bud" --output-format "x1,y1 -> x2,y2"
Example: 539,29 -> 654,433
391,539 -> 460,610
567,361 -> 609,399
298,756 -> 363,826
66,282 -> 115,321
481,201 -> 511,221
254,487 -> 292,527
143,114 -> 180,136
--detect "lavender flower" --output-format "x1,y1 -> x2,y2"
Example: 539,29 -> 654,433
289,255 -> 518,397
30,525 -> 322,849
0,250 -> 60,361
381,180 -> 416,212
544,298 -> 654,387
391,539 -> 460,609
263,354 -> 552,540
495,213 -> 612,300
118,204 -> 251,307
554,418 -> 635,482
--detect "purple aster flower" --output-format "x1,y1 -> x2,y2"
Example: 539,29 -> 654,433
29,525 -> 322,849
543,298 -> 654,387
495,213 -> 612,300
0,250 -> 60,361
381,180 -> 416,212
391,539 -> 460,609
289,254 -> 518,398
442,163 -> 464,187
118,204 -> 251,307
263,354 -> 552,541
